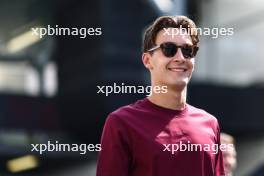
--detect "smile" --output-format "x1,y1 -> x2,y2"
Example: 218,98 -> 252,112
168,68 -> 187,72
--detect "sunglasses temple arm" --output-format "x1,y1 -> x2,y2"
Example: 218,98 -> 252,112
147,45 -> 160,52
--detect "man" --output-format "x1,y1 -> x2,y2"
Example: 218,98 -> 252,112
220,133 -> 237,176
96,16 -> 225,176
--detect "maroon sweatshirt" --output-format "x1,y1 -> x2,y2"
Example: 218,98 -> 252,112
96,98 -> 225,176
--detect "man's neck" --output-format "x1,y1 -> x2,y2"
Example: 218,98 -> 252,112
148,86 -> 187,110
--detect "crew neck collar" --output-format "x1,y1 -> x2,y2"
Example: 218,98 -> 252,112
142,97 -> 188,115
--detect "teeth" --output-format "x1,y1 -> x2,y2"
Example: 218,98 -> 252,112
169,68 -> 185,72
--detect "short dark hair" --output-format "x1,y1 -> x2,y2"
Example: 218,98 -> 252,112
142,16 -> 199,53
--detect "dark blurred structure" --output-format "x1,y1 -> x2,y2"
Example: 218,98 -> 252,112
55,0 -> 157,143
251,164 -> 264,176
188,84 -> 264,135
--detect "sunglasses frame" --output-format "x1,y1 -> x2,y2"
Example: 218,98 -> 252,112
147,42 -> 199,59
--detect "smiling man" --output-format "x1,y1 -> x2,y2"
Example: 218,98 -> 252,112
96,16 -> 225,176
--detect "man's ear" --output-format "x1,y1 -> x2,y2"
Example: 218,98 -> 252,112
142,53 -> 153,70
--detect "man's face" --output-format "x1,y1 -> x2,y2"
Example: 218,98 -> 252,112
143,28 -> 195,90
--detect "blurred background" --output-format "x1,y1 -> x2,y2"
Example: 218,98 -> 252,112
0,0 -> 263,175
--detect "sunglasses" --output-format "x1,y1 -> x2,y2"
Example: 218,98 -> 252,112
147,42 -> 199,59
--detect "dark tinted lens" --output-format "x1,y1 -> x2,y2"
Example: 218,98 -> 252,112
160,43 -> 177,57
181,46 -> 194,58
181,45 -> 199,58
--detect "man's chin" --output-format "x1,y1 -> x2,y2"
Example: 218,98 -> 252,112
166,80 -> 188,90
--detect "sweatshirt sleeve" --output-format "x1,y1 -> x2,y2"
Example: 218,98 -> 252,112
214,122 -> 225,176
96,114 -> 131,176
